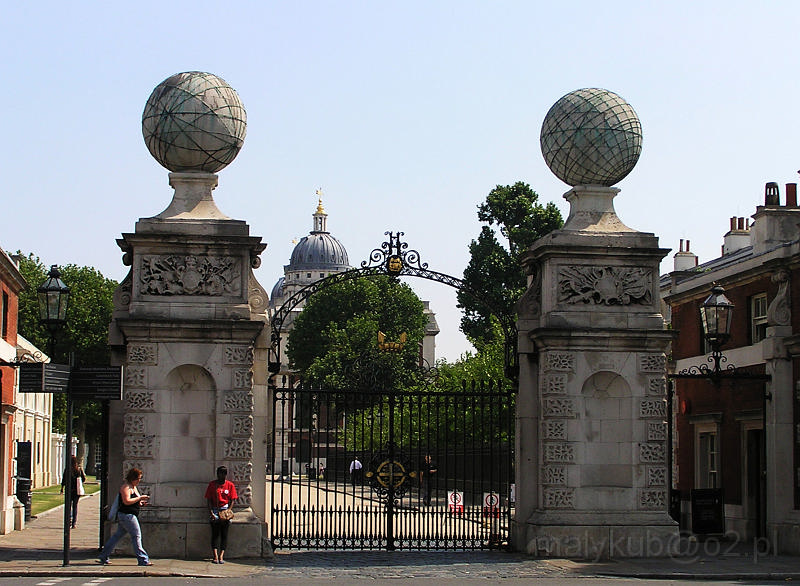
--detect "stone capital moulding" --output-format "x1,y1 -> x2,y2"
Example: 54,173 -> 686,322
767,269 -> 791,326
139,254 -> 241,296
558,265 -> 653,306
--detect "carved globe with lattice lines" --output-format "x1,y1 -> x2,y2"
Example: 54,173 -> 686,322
540,88 -> 642,187
142,71 -> 247,173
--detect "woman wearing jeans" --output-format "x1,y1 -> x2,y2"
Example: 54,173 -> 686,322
99,467 -> 152,566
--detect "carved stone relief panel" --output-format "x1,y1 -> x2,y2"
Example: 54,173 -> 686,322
639,489 -> 667,510
647,422 -> 667,442
544,443 -> 576,463
224,438 -> 253,460
124,414 -> 146,435
128,343 -> 158,365
558,265 -> 653,306
640,400 -> 666,419
139,254 -> 241,296
638,354 -> 666,374
225,346 -> 254,366
543,352 -> 576,373
648,377 -> 666,396
223,391 -> 254,413
232,415 -> 253,437
639,443 -> 665,463
543,487 -> 576,509
233,369 -> 254,390
234,484 -> 253,508
124,436 -> 155,459
230,462 -> 253,484
125,366 -> 147,389
542,374 -> 568,395
542,420 -> 567,440
543,398 -> 577,418
543,466 -> 567,485
125,391 -> 156,412
647,466 -> 666,487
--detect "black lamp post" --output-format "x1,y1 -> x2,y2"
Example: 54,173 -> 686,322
37,265 -> 72,566
667,283 -> 771,534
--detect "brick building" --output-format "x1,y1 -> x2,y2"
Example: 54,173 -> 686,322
662,181 -> 800,552
0,248 -> 27,533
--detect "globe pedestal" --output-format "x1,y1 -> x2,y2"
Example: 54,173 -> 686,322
105,71 -> 272,560
512,185 -> 678,558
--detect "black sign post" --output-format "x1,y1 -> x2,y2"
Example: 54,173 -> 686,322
15,361 -> 122,565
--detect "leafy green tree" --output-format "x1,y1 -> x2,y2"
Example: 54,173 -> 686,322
286,275 -> 428,393
16,253 -> 118,471
459,181 -> 563,346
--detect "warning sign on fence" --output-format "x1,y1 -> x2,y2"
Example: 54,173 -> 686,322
447,490 -> 464,514
482,492 -> 500,518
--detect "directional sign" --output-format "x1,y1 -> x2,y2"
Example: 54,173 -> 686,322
18,363 -> 71,393
69,366 -> 123,400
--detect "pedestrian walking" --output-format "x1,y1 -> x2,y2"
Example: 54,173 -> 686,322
349,458 -> 363,485
421,454 -> 438,506
99,467 -> 152,566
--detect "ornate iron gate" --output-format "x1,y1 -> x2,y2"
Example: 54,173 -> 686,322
270,377 -> 514,550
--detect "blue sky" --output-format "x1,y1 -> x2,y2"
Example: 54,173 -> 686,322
2,1 -> 798,361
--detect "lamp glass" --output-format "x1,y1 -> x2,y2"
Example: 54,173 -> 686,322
700,285 -> 734,343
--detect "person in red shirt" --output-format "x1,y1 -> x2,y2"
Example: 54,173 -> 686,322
204,466 -> 238,564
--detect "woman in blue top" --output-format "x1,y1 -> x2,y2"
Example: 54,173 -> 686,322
99,467 -> 152,566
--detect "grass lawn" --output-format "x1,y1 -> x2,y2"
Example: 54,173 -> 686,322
30,477 -> 101,517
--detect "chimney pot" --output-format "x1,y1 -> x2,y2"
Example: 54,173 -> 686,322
730,217 -> 737,230
686,239 -> 690,251
765,182 -> 780,205
738,217 -> 745,230
787,183 -> 797,207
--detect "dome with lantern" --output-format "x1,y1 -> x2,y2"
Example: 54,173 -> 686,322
270,196 -> 351,310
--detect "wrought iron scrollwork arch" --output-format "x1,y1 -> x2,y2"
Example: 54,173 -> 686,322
269,231 -> 518,382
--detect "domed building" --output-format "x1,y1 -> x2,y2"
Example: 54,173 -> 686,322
270,197 -> 351,314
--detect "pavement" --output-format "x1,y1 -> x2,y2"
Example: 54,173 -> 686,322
2,491 -> 800,580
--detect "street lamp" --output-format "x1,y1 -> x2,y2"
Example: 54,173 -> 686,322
36,265 -> 72,566
37,265 -> 70,357
699,284 -> 734,376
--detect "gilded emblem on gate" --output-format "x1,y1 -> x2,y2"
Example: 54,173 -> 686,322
387,255 -> 403,275
366,459 -> 417,489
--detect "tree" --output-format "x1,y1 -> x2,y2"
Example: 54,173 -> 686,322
286,275 -> 428,393
458,182 -> 563,346
16,253 -> 118,471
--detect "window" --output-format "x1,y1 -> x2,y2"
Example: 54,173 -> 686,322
750,293 -> 767,344
698,431 -> 719,488
320,273 -> 325,279
307,273 -> 312,279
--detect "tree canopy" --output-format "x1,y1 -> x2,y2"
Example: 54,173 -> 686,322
286,275 -> 428,392
15,253 -> 118,469
458,182 -> 563,346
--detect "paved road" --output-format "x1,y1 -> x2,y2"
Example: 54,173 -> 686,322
1,489 -> 799,582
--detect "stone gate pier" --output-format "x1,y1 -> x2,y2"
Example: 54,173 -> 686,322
107,72 -> 271,558
513,89 -> 678,558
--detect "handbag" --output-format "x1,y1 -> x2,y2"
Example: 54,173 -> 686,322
218,508 -> 234,521
107,494 -> 120,521
76,476 -> 85,496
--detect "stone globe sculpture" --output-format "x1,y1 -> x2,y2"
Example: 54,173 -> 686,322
540,88 -> 641,187
142,71 -> 247,173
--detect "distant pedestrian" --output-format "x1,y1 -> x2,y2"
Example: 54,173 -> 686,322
99,468 -> 152,566
60,455 -> 85,528
205,466 -> 238,564
349,458 -> 363,485
421,454 -> 438,506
